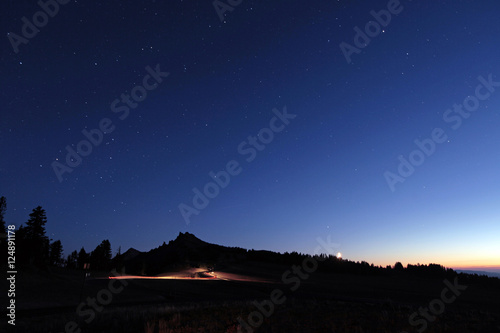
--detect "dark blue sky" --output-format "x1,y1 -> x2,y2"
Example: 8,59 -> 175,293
2,0 -> 499,271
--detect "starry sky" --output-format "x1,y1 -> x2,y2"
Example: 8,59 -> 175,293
1,0 -> 499,272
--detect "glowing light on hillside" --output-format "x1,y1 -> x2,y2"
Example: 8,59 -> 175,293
337,252 -> 342,259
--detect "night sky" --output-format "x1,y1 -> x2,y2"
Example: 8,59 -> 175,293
2,0 -> 499,272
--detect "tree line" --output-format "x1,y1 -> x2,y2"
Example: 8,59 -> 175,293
0,196 -> 114,271
1,195 -> 498,288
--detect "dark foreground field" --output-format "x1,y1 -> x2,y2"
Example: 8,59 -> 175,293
9,298 -> 500,333
2,265 -> 500,333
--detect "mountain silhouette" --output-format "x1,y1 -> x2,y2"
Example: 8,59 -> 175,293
117,232 -> 247,275
114,233 -> 500,290
120,247 -> 142,262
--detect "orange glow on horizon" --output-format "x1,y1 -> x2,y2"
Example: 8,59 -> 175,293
357,256 -> 499,272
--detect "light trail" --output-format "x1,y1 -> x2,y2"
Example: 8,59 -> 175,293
108,272 -> 218,280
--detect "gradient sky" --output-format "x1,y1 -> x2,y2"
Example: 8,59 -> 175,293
1,0 -> 499,272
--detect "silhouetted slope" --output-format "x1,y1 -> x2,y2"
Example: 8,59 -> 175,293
120,248 -> 142,261
118,232 -> 247,275
114,233 -> 500,288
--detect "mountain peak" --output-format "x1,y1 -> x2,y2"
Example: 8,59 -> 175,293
173,232 -> 208,248
121,247 -> 142,261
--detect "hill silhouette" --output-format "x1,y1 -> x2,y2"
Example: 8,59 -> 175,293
114,233 -> 500,288
117,232 -> 248,275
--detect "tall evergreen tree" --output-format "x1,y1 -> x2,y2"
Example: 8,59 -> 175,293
26,206 -> 47,239
90,239 -> 112,271
24,206 -> 50,265
102,239 -> 112,262
66,250 -> 78,269
49,240 -> 64,267
113,245 -> 124,269
77,247 -> 88,269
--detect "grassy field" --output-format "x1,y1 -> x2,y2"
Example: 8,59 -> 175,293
2,266 -> 500,332
5,297 -> 500,332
